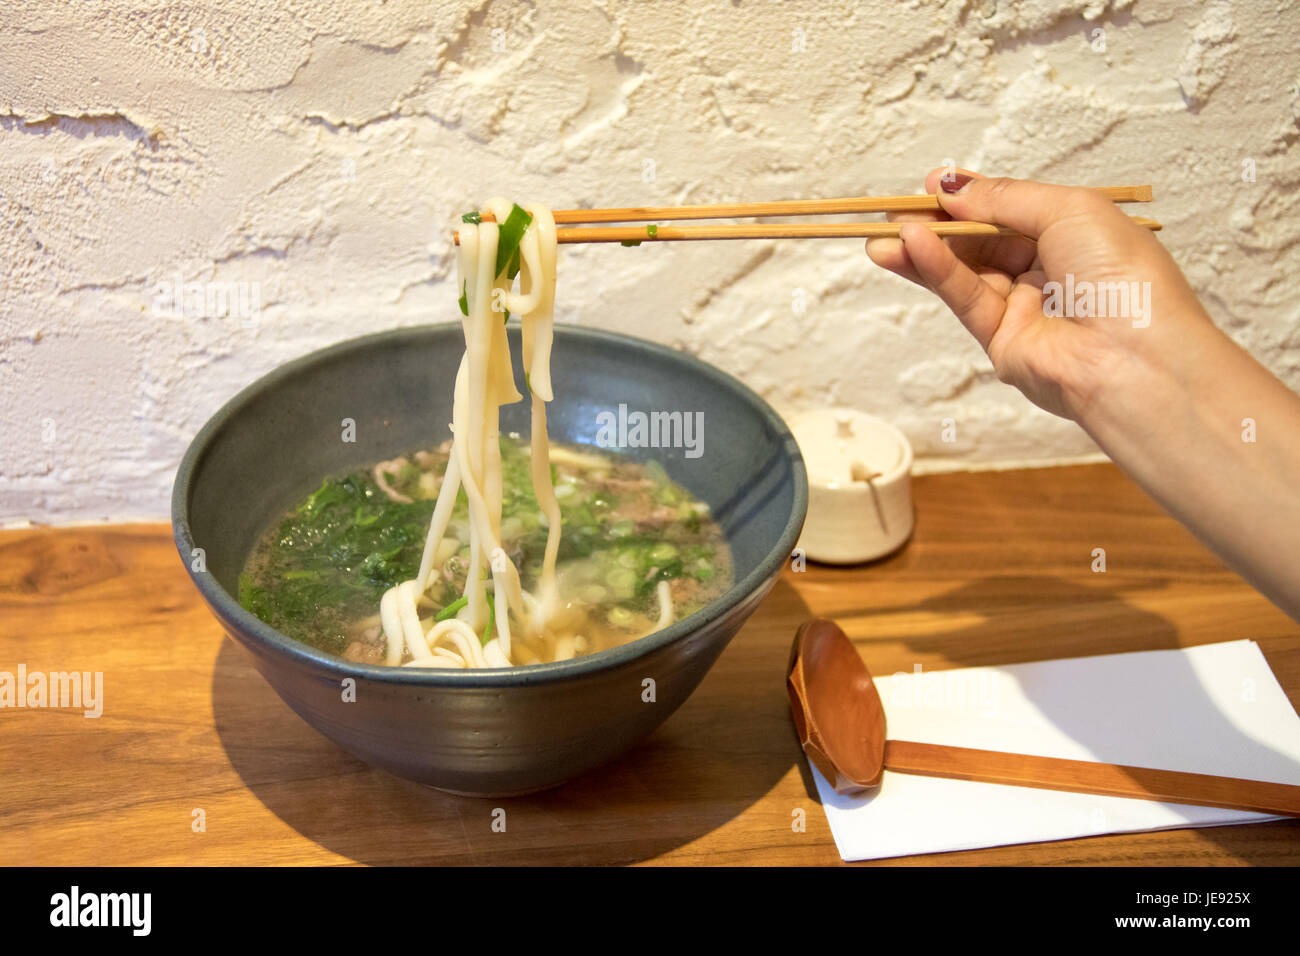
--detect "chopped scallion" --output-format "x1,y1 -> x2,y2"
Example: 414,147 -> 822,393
494,204 -> 533,279
435,596 -> 468,621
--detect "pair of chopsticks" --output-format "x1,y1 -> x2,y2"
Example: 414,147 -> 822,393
452,185 -> 1158,245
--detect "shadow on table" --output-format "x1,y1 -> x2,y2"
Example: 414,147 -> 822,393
816,573 -> 1300,862
211,577 -> 812,866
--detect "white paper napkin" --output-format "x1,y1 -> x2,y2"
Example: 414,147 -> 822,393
811,640 -> 1300,861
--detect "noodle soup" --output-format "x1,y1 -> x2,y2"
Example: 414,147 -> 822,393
240,197 -> 729,670
240,437 -> 732,666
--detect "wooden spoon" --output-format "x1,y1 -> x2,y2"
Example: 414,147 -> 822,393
786,618 -> 1300,816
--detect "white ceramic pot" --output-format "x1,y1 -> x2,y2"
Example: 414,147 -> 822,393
789,408 -> 914,564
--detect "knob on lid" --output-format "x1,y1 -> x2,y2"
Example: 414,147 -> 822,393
792,409 -> 904,488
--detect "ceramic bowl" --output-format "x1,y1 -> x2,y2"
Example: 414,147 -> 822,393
173,323 -> 807,795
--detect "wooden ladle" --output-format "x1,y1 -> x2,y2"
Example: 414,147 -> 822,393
787,618 -> 1300,816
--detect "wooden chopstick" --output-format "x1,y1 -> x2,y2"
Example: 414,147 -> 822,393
452,186 -> 1158,244
480,185 -> 1153,223
454,216 -> 1162,245
548,217 -> 1162,243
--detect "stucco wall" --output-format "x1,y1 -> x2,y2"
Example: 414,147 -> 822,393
1,0 -> 1297,522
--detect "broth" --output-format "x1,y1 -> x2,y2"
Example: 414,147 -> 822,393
240,437 -> 732,665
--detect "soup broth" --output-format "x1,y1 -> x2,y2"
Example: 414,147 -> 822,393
240,437 -> 732,665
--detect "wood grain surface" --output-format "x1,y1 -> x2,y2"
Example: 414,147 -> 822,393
1,463 -> 1297,866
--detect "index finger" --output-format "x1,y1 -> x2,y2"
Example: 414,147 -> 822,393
935,175 -> 1105,241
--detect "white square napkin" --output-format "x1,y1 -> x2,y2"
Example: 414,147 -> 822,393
811,640 -> 1300,861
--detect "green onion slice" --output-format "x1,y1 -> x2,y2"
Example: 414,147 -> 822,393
435,595 -> 468,622
494,204 -> 533,279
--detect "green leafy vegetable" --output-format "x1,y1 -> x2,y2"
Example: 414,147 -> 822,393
646,224 -> 659,238
458,281 -> 469,316
238,473 -> 436,653
494,203 -> 533,279
435,595 -> 468,621
461,210 -> 482,224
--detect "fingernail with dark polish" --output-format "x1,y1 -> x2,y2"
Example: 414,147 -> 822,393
940,173 -> 973,194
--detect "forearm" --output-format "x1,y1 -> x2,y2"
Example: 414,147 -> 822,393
1080,320 -> 1300,620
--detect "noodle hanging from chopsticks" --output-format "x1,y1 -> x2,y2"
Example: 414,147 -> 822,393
380,199 -> 563,668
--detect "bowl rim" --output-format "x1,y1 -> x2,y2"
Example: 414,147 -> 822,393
172,322 -> 808,687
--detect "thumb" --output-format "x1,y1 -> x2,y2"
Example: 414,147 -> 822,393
936,176 -> 1101,241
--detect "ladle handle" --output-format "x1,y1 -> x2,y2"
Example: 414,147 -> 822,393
884,740 -> 1300,817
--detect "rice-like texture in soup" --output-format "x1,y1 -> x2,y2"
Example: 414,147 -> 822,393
239,438 -> 732,665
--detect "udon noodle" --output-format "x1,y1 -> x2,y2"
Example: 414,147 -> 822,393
377,199 -> 672,669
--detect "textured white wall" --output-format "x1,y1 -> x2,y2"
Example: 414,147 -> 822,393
1,0 -> 1297,522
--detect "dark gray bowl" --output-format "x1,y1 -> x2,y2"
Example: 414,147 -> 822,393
173,323 -> 807,796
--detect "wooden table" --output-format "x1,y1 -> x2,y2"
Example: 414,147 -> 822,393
2,463 -> 1297,866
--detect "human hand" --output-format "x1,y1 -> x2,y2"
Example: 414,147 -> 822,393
866,169 -> 1212,422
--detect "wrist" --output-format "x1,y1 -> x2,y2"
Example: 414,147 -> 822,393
1068,279 -> 1228,420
